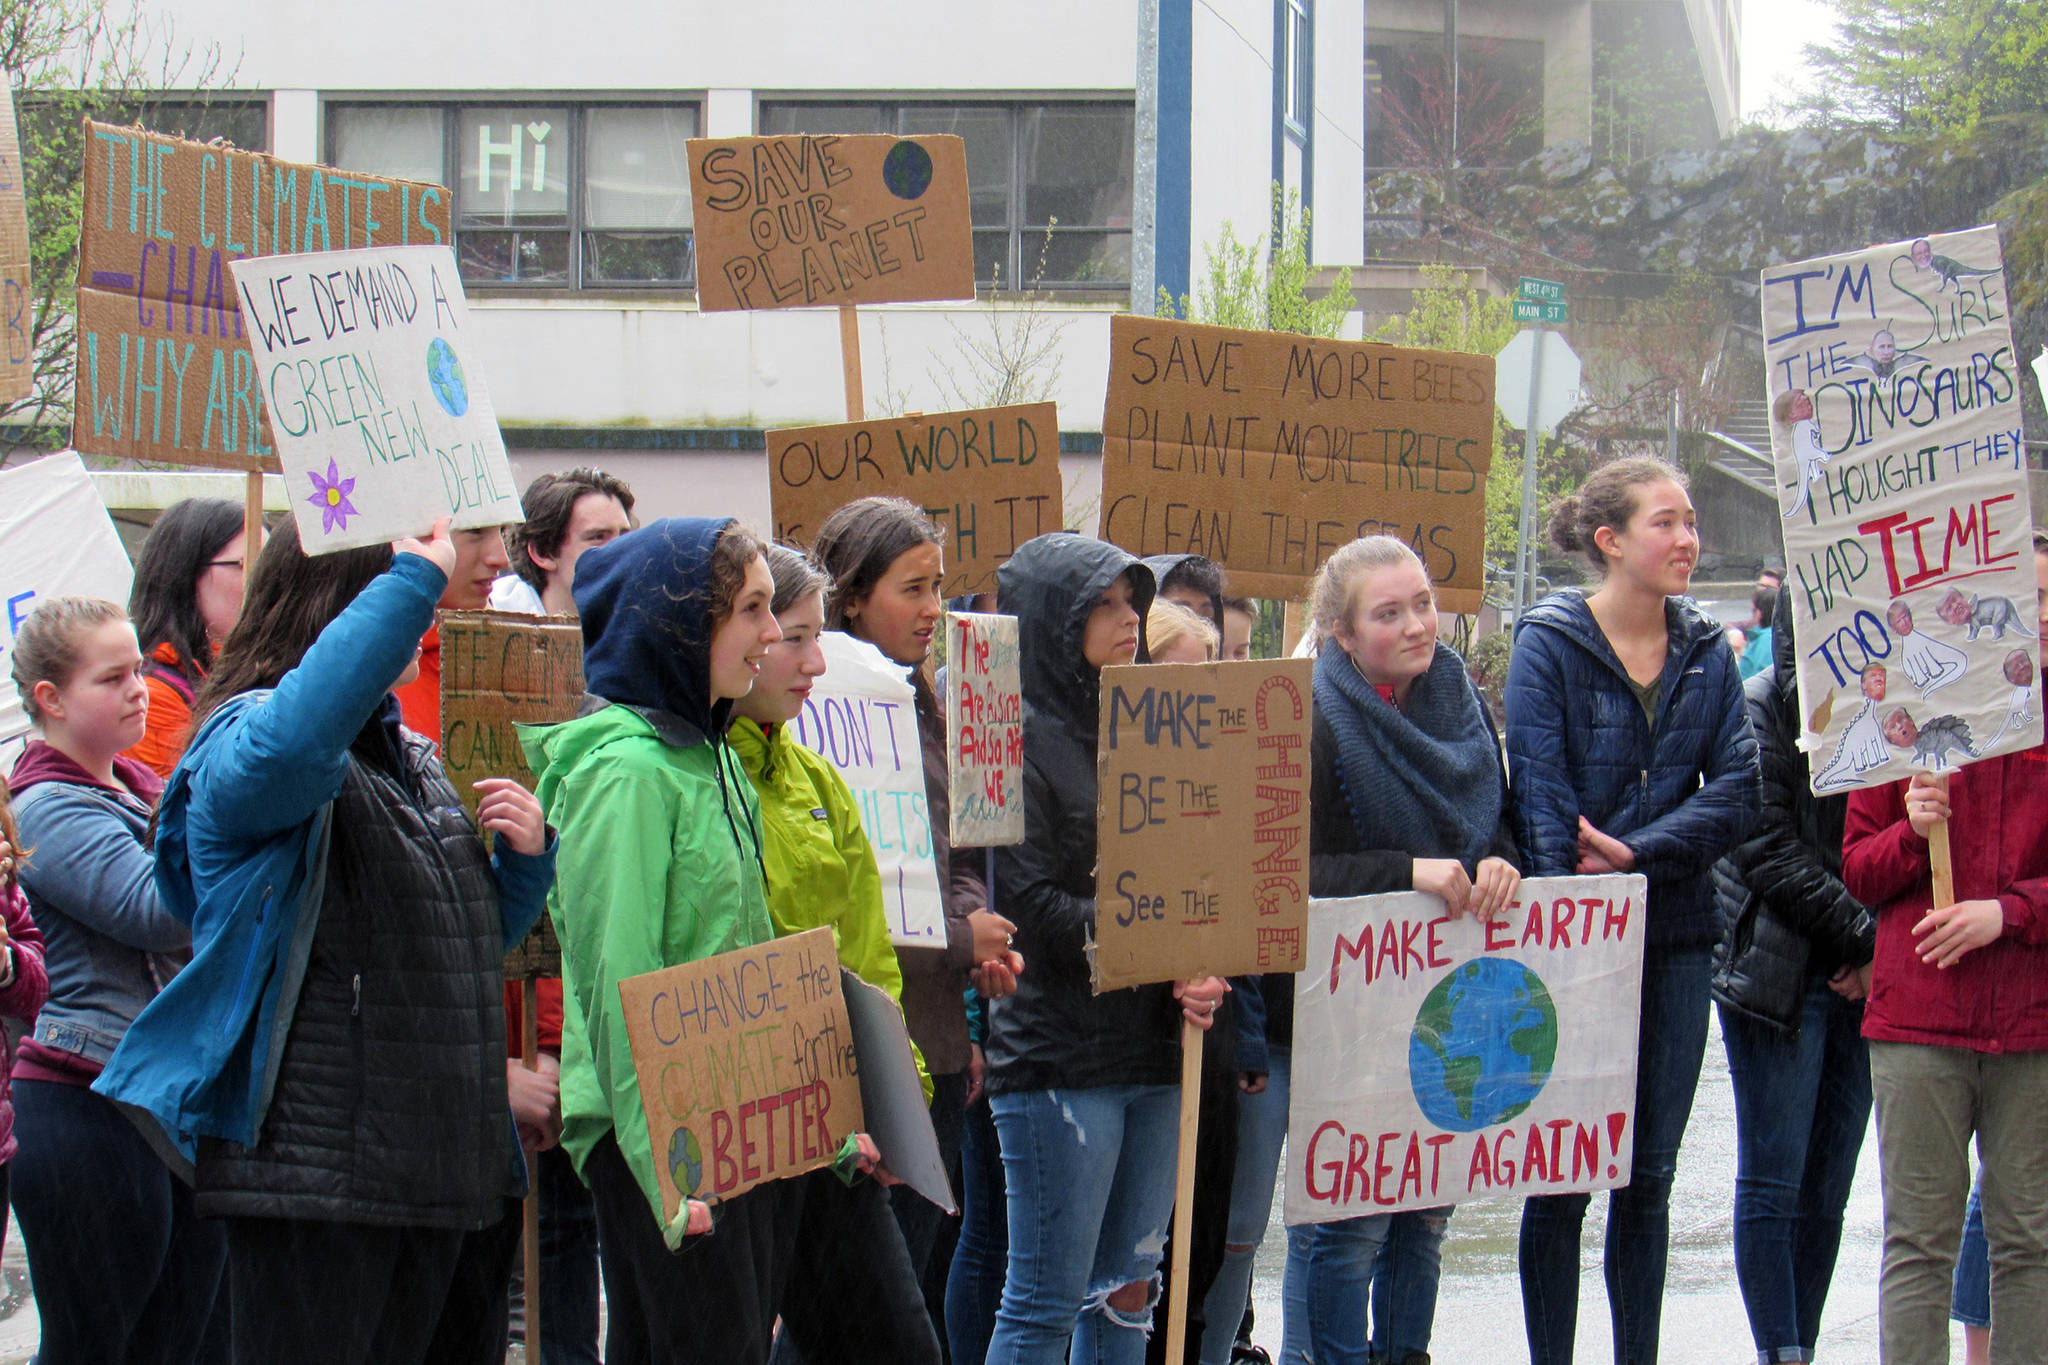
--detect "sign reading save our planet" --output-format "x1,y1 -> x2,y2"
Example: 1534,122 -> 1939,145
228,243 -> 522,555
1287,874 -> 1646,1222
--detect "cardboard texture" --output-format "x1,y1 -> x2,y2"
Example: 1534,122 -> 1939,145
438,608 -> 584,980
1091,658 -> 1313,993
841,970 -> 955,1215
0,454 -> 135,767
229,244 -> 521,552
0,92 -> 33,406
769,403 -> 1062,595
944,612 -> 1024,847
1759,226 -> 2042,795
688,134 -> 974,311
618,927 -> 863,1219
1099,315 -> 1495,610
74,121 -> 452,471
792,632 -> 948,947
1286,875 -> 1647,1223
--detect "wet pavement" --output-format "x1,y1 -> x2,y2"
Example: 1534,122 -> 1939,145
0,1013 -> 1970,1362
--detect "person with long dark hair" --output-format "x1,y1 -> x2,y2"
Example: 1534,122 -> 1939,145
1505,457 -> 1759,1365
96,517 -> 555,1365
124,496 -> 248,777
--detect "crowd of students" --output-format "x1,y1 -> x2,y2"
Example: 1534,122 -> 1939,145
0,452 -> 2041,1365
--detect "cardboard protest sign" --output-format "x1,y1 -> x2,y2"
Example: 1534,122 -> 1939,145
842,971 -> 955,1215
1761,226 -> 2041,794
1091,658 -> 1313,992
1099,315 -> 1495,609
1286,874 -> 1647,1223
0,453 -> 135,766
792,632 -> 947,946
618,927 -> 862,1224
229,244 -> 521,553
74,121 -> 452,471
944,612 -> 1024,847
769,403 -> 1061,595
0,92 -> 33,406
439,609 -> 584,980
688,134 -> 974,311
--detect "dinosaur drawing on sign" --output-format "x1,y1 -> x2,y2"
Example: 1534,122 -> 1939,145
1909,237 -> 1998,294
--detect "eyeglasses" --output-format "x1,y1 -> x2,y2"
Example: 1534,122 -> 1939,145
207,559 -> 244,572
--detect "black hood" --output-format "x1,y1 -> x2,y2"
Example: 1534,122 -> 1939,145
1142,554 -> 1224,634
1771,579 -> 1797,698
1002,534 -> 1155,736
574,516 -> 735,744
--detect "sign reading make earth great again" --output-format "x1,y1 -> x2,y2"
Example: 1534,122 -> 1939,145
1286,874 -> 1646,1223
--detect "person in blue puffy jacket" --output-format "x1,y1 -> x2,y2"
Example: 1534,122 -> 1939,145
1504,457 -> 1759,1365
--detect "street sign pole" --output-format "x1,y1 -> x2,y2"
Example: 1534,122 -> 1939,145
1514,323 -> 1547,621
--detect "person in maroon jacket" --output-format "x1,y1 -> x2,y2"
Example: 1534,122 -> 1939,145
0,778 -> 51,1257
1842,534 -> 2048,1365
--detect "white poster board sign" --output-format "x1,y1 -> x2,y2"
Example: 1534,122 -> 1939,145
793,631 -> 946,947
229,244 -> 521,555
945,612 -> 1023,847
1287,874 -> 1646,1224
0,453 -> 135,765
1761,225 -> 2040,793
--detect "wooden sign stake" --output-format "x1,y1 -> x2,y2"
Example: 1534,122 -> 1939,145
242,470 -> 265,565
838,305 -> 865,422
521,976 -> 542,1355
1161,1016 -> 1204,1364
1930,816 -> 1955,910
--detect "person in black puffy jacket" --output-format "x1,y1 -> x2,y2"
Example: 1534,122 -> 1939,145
1710,583 -> 1875,1365
1503,457 -> 1759,1365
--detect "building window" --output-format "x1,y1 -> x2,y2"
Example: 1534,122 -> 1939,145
325,101 -> 698,290
1366,29 -> 1542,171
1283,0 -> 1313,137
759,100 -> 1133,289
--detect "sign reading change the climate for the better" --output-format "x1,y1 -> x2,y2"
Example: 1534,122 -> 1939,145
1286,875 -> 1647,1224
1761,225 -> 2041,795
74,122 -> 452,471
769,403 -> 1062,596
230,244 -> 522,554
1092,658 -> 1313,993
1100,315 -> 1496,610
688,134 -> 974,312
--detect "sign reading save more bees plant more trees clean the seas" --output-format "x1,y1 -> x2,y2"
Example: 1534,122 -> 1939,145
1761,226 -> 2041,795
1287,875 -> 1646,1223
229,244 -> 523,554
688,134 -> 974,312
1092,658 -> 1313,993
1099,315 -> 1496,611
73,121 -> 452,471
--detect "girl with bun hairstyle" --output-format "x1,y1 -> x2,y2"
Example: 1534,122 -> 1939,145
1504,458 -> 1759,1365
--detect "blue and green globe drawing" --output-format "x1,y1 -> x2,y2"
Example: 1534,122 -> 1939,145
1409,958 -> 1558,1131
426,336 -> 469,417
667,1125 -> 704,1196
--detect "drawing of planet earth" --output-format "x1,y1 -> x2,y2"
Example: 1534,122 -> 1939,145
427,336 -> 469,417
1409,957 -> 1558,1132
667,1125 -> 704,1196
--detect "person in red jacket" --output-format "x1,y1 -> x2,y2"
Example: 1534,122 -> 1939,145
1842,532 -> 2048,1364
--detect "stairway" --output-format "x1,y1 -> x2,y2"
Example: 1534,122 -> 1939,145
1706,399 -> 1778,500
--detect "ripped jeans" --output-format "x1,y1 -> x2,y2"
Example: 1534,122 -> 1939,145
987,1085 -> 1182,1365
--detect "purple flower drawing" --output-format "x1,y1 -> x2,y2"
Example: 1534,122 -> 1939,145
305,458 -> 359,534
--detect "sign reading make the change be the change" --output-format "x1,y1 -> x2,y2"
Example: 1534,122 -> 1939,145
1287,874 -> 1646,1224
1761,226 -> 2040,794
230,244 -> 522,554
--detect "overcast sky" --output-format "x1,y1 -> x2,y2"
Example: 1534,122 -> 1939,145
1740,0 -> 1840,124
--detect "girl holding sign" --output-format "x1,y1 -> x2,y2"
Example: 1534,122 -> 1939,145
982,532 -> 1229,1365
1284,535 -> 1521,1365
1504,457 -> 1759,1365
124,496 -> 249,777
93,518 -> 556,1365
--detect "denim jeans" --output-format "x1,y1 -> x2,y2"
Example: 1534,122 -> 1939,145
987,1084 -> 1182,1365
1953,1180 -> 1989,1329
1370,1206 -> 1453,1361
1281,1221 -> 1311,1365
1519,945 -> 1712,1365
1198,1047 -> 1291,1365
1719,981 -> 1871,1364
948,1089 -> 1010,1365
11,1078 -> 227,1365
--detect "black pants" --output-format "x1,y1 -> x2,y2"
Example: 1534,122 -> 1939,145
893,1069 -> 968,1343
223,1199 -> 520,1365
12,1078 -> 227,1365
589,1133 -> 940,1365
1148,1027 -> 1242,1365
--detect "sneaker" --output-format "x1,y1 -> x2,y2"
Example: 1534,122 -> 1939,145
1230,1346 -> 1273,1364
